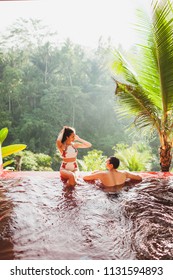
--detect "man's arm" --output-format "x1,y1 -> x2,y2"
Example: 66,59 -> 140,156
83,172 -> 102,181
126,172 -> 142,181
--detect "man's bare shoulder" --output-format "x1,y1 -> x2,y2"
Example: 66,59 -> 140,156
94,171 -> 108,178
125,171 -> 142,180
116,170 -> 126,174
115,170 -> 127,177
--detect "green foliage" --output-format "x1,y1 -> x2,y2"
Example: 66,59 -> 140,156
3,160 -> 14,168
19,150 -> 53,171
0,18 -> 155,170
19,151 -> 38,170
0,127 -> 8,144
35,153 -> 52,170
0,127 -> 27,169
112,0 -> 173,171
113,142 -> 153,171
2,144 -> 27,158
81,149 -> 107,171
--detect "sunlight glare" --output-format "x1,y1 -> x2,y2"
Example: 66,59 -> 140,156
0,0 -> 152,49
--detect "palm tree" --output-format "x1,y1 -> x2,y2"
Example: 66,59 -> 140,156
112,0 -> 173,171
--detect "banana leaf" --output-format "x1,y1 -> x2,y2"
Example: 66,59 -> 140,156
2,144 -> 27,158
0,127 -> 8,144
3,159 -> 14,168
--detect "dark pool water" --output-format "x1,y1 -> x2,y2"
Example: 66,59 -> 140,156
0,171 -> 173,260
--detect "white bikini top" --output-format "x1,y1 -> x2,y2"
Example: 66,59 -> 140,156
62,144 -> 78,158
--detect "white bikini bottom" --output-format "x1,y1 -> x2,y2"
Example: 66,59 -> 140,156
60,161 -> 78,172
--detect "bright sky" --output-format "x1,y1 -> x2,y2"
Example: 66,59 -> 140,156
0,0 -> 152,49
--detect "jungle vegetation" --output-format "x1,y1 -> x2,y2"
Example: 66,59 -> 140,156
1,0 -> 173,172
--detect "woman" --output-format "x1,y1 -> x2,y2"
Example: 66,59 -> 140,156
56,126 -> 92,186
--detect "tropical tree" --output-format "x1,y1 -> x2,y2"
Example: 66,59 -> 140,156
112,0 -> 173,171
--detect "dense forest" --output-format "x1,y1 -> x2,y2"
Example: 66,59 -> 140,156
0,19 -> 160,171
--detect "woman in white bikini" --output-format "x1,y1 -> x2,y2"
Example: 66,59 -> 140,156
56,126 -> 92,186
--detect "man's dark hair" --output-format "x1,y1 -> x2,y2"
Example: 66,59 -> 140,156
109,156 -> 120,169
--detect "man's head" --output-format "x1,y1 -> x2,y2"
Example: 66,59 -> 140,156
106,156 -> 120,170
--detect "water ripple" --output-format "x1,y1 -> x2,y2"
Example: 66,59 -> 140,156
0,173 -> 173,259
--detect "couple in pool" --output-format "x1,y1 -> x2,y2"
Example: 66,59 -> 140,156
56,126 -> 142,187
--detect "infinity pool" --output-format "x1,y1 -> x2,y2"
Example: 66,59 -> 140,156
0,171 -> 173,260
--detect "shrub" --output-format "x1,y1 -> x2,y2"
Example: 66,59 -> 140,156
113,142 -> 154,171
81,149 -> 107,171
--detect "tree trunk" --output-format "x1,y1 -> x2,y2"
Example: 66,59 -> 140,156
159,143 -> 172,172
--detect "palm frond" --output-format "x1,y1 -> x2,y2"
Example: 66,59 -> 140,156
112,0 -> 173,135
152,0 -> 173,112
132,7 -> 162,108
112,50 -> 161,131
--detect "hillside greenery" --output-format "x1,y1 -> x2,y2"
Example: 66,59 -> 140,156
0,18 -> 161,171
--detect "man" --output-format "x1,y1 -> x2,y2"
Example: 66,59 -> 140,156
83,156 -> 142,187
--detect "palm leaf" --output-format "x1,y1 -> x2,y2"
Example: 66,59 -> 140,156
112,51 -> 161,131
113,0 -> 173,135
133,12 -> 162,108
152,0 -> 173,113
2,144 -> 27,158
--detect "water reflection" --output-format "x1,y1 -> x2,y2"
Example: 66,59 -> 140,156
124,178 -> 173,260
61,185 -> 78,209
0,172 -> 173,259
0,182 -> 15,260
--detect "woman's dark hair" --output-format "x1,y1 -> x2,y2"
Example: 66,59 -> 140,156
61,127 -> 75,143
109,156 -> 120,169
